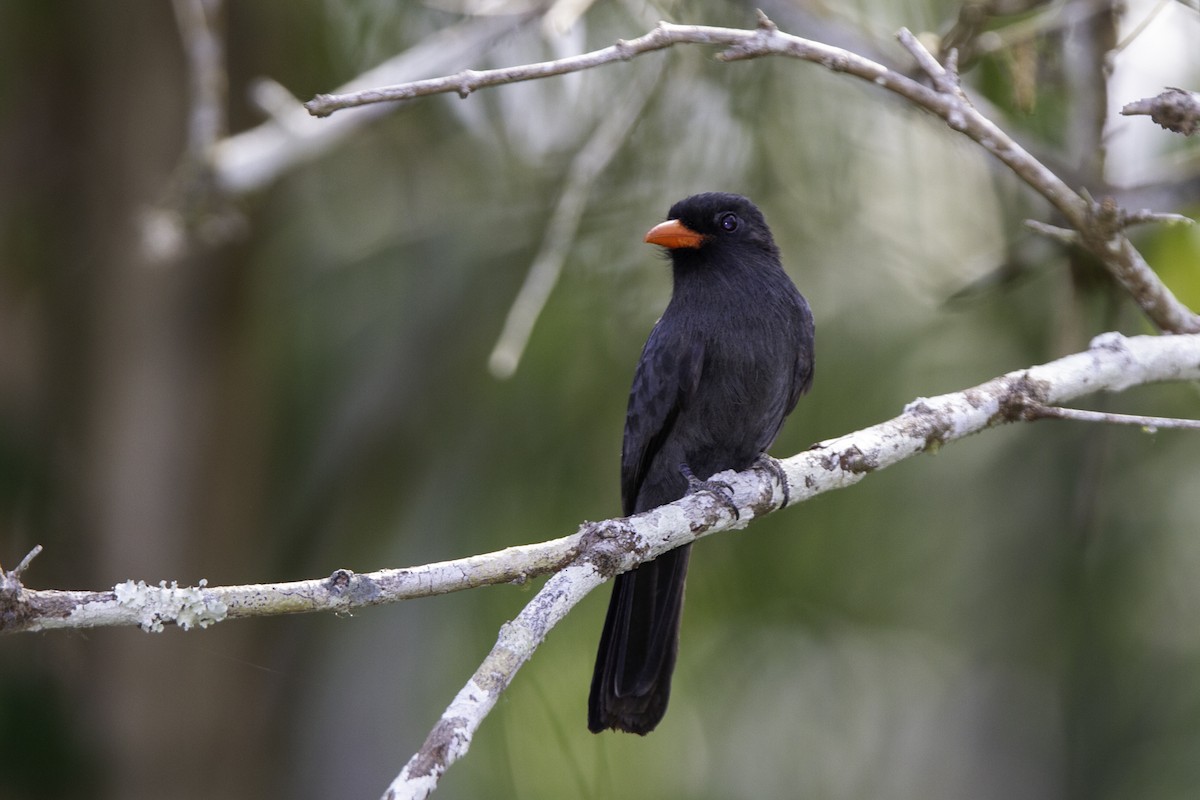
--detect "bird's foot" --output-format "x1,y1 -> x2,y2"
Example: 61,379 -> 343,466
679,463 -> 740,520
753,454 -> 790,507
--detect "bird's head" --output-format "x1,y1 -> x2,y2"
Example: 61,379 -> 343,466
644,193 -> 780,267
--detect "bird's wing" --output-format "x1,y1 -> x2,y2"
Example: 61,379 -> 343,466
785,305 -> 816,412
619,323 -> 705,517
788,336 -> 814,407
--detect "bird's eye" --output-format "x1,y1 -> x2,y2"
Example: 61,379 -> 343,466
719,213 -> 740,232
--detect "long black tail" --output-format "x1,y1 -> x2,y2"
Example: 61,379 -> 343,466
587,544 -> 692,734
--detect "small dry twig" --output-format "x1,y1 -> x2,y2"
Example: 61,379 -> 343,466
1122,87 -> 1200,137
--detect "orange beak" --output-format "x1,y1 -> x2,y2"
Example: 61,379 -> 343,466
644,219 -> 706,249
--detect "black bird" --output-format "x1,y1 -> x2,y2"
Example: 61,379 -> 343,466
588,192 -> 815,735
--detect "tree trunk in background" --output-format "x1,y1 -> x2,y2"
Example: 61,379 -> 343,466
8,4 -> 275,798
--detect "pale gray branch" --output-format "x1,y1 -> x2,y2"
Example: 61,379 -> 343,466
384,561 -> 606,800
1,537 -> 579,635
4,332 -> 1197,637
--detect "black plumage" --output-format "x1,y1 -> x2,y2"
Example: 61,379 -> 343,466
588,192 -> 815,734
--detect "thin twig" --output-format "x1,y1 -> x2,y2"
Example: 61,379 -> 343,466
1024,219 -> 1080,245
1,545 -> 44,629
898,27 -> 961,97
303,20 -> 685,118
13,545 -> 42,576
1024,403 -> 1200,430
1121,208 -> 1195,226
1026,208 -> 1193,242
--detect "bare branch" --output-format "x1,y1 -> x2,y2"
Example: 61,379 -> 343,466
302,15 -> 1200,335
881,34 -> 1199,335
384,561 -> 606,800
1121,87 -> 1200,136
6,332 -> 1198,640
303,19 -> 688,118
1,536 -> 579,635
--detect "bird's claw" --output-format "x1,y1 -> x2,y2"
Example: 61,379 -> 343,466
754,454 -> 790,507
679,463 -> 740,520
